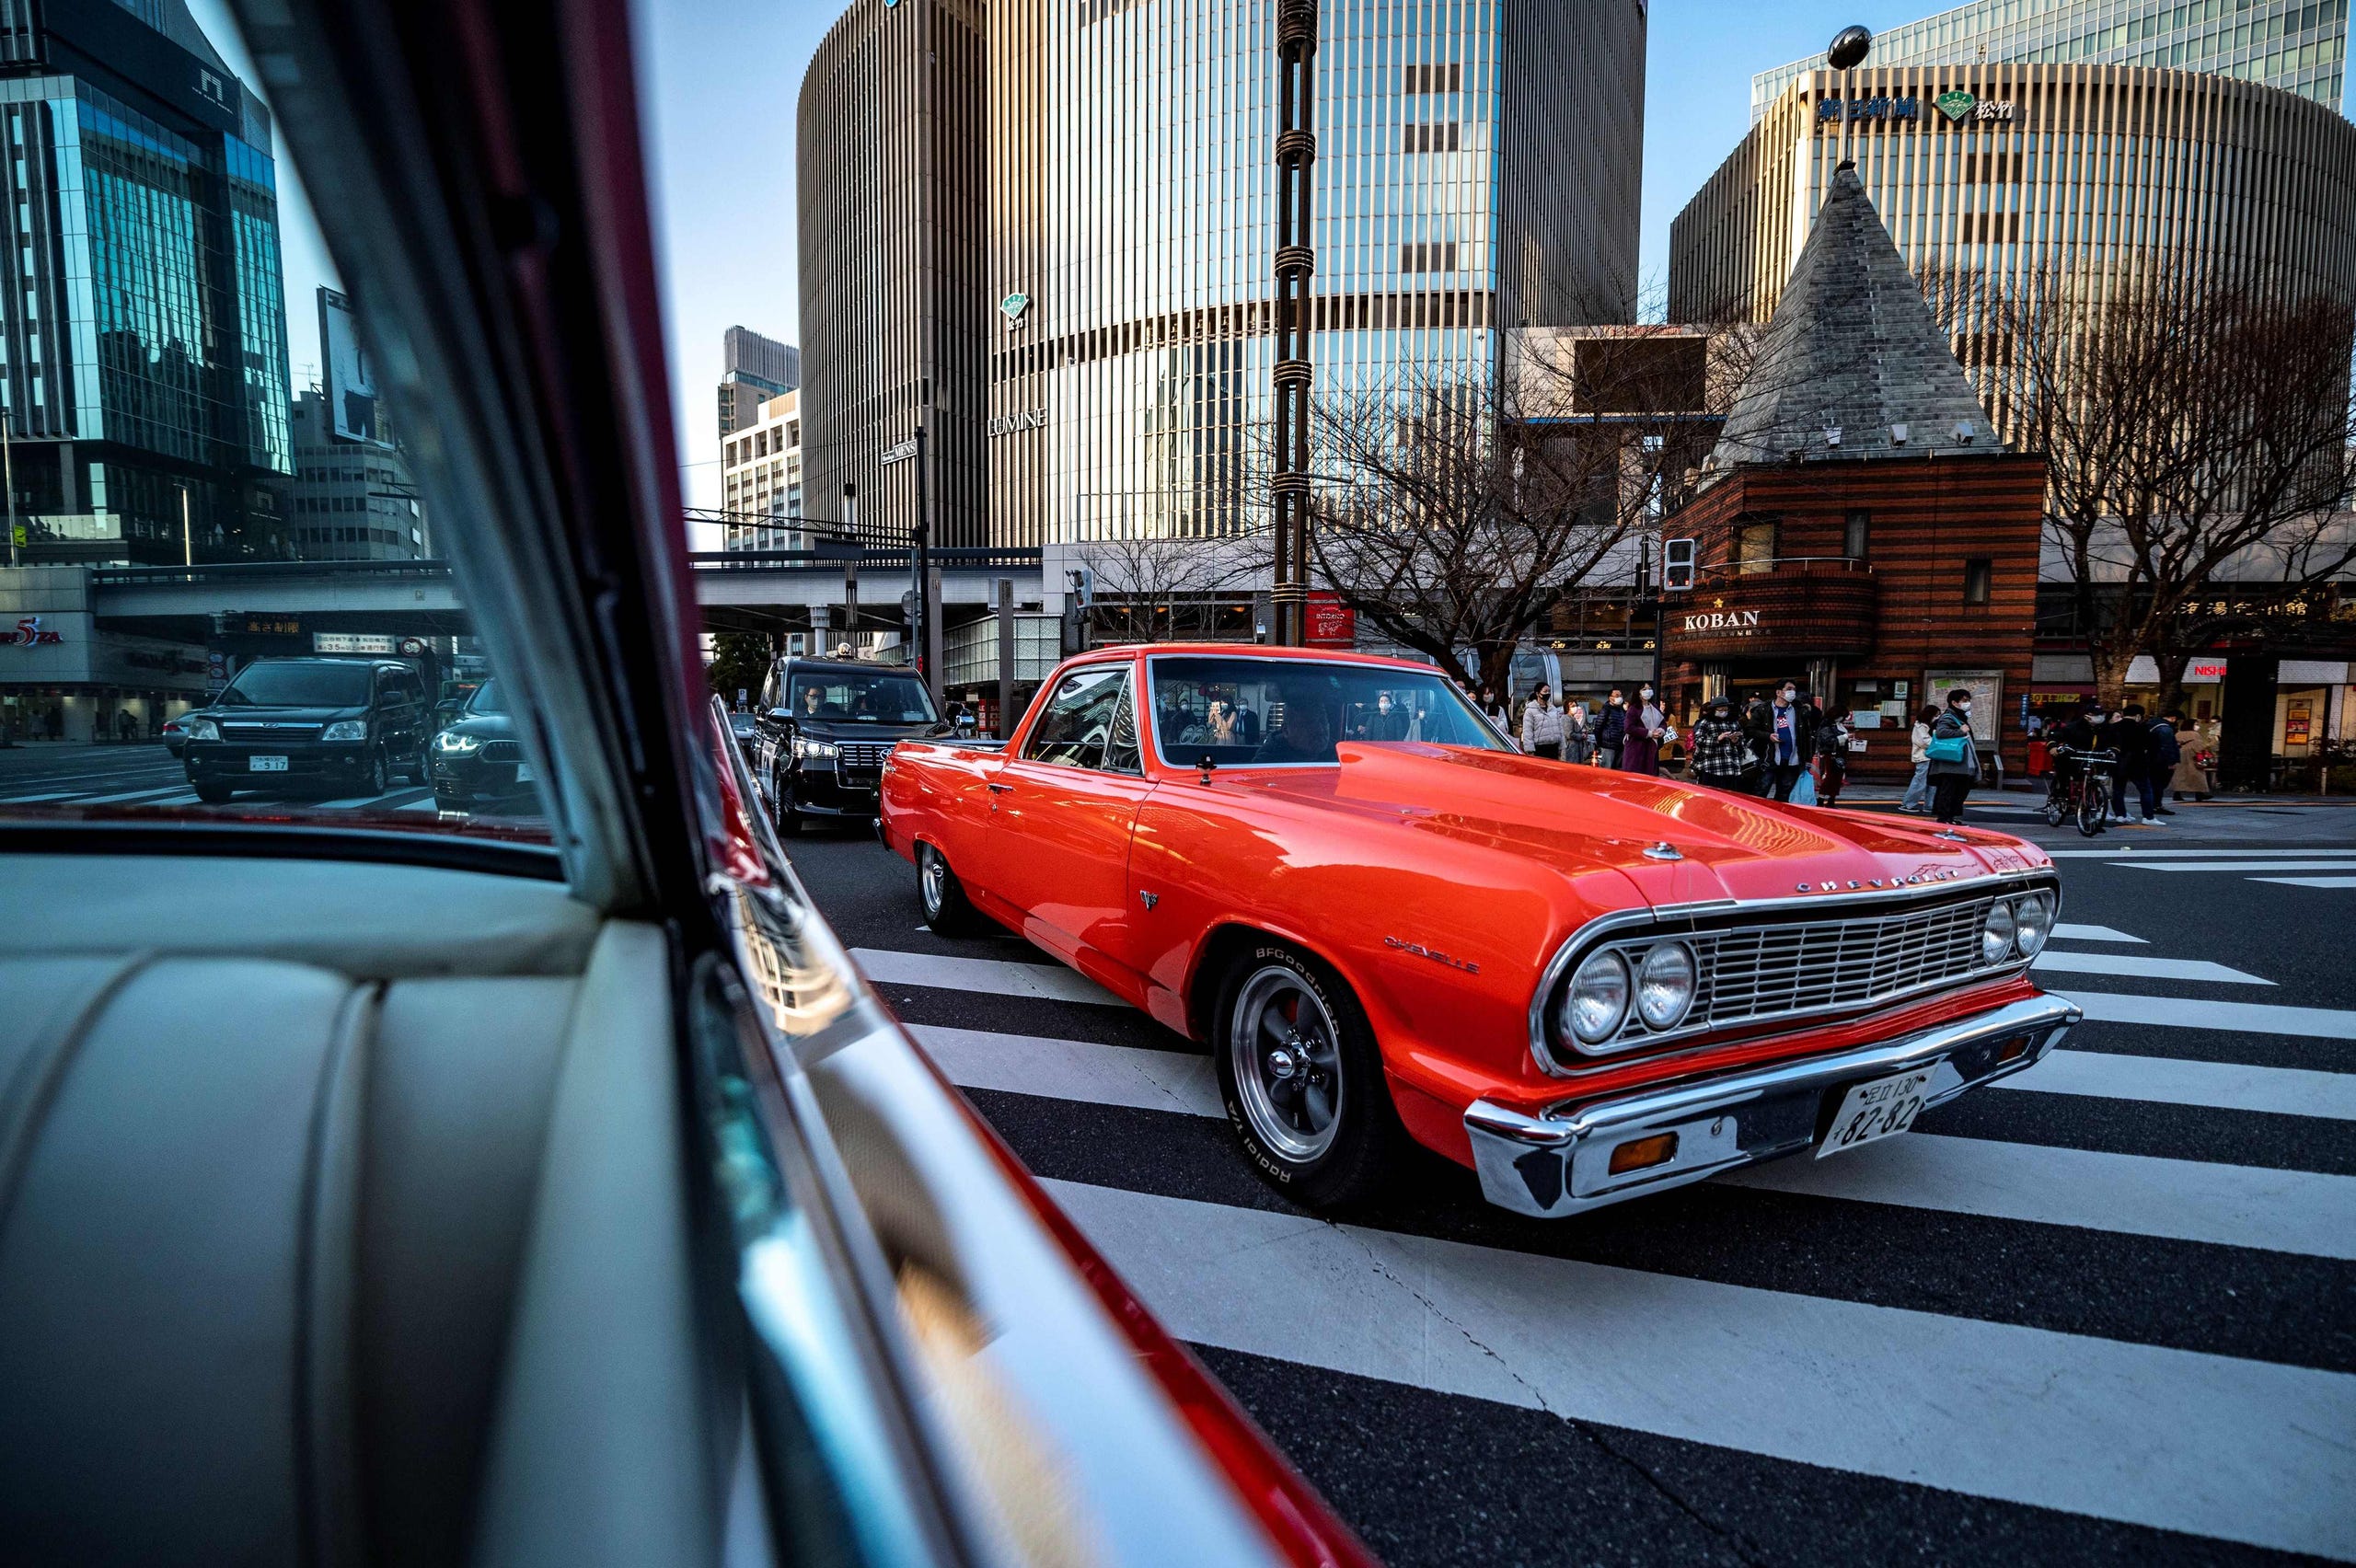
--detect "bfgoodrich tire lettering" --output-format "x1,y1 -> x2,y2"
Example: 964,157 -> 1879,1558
1212,941 -> 1404,1210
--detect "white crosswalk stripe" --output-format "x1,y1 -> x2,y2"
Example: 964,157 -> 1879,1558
2254,875 -> 2356,888
2033,951 -> 2271,985
2115,859 -> 2356,873
2050,923 -> 2145,942
917,1022 -> 2354,1257
1044,1179 -> 2356,1562
839,840 -> 2356,1562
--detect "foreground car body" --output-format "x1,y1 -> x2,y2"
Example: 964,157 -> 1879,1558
883,644 -> 2079,1216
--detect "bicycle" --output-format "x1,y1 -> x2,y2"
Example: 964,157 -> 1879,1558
2043,745 -> 2118,836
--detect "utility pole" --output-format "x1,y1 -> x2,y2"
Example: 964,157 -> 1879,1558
912,424 -> 933,700
1828,24 -> 1872,167
841,483 -> 858,654
2,408 -> 16,571
996,577 -> 1016,737
1268,0 -> 1319,646
179,482 -> 193,568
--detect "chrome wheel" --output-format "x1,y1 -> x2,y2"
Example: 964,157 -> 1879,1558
920,846 -> 948,917
1229,964 -> 1344,1161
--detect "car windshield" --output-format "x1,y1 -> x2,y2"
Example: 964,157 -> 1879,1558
789,670 -> 938,723
218,662 -> 375,708
467,680 -> 507,715
1147,656 -> 1508,766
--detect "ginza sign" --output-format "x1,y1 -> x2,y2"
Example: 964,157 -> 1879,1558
1684,609 -> 1762,633
1817,90 -> 2016,124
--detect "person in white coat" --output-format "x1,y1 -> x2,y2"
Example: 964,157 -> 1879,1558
1519,685 -> 1564,759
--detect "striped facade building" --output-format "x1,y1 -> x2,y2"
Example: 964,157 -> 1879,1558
1661,166 -> 2045,778
1669,62 -> 2356,439
797,0 -> 988,547
984,0 -> 1646,549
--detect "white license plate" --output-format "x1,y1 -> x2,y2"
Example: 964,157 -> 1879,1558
514,764 -> 535,784
1818,1066 -> 1935,1159
248,755 -> 289,772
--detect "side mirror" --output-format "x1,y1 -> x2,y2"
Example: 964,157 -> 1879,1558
767,708 -> 791,724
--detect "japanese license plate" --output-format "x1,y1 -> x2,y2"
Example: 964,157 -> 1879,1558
248,755 -> 289,772
514,764 -> 535,784
1818,1067 -> 1935,1159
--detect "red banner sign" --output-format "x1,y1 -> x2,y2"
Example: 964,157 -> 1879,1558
1305,593 -> 1355,646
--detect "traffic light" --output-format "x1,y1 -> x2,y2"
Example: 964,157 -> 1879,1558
1663,537 -> 1697,592
1066,566 -> 1094,607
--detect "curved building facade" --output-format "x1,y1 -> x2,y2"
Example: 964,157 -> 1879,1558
797,0 -> 987,546
1670,62 -> 2356,368
986,0 -> 1647,548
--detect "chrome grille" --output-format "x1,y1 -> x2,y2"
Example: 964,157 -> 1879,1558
223,723 -> 320,743
837,741 -> 893,770
1550,889 -> 2030,1062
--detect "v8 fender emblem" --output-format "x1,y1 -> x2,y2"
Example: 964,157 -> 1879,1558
1139,890 -> 1159,910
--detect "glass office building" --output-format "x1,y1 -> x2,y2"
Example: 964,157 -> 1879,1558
1753,0 -> 2347,117
0,0 -> 295,564
797,0 -> 987,548
986,0 -> 1648,548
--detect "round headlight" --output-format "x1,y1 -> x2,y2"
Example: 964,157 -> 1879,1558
1635,942 -> 1697,1031
1560,951 -> 1632,1046
1981,898 -> 2018,964
2012,892 -> 2053,958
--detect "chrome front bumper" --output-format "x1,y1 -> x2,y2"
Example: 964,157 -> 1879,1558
1463,994 -> 2083,1218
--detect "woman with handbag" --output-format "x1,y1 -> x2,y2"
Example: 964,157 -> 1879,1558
2170,714 -> 2212,801
1926,689 -> 1980,824
1622,685 -> 1668,775
1812,705 -> 1853,806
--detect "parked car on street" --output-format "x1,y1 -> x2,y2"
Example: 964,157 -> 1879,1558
179,656 -> 432,803
882,645 -> 2080,1216
428,678 -> 536,813
160,716 -> 190,758
750,655 -> 952,834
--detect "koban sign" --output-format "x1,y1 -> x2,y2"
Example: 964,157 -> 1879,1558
1683,609 -> 1762,633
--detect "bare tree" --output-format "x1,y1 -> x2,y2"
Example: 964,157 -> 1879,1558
1938,266 -> 2356,708
1074,532 -> 1234,644
1301,327 -> 1751,696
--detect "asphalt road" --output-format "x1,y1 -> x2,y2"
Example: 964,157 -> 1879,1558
780,809 -> 2356,1568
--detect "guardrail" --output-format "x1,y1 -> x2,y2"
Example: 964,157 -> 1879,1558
687,548 -> 1045,571
87,546 -> 1046,590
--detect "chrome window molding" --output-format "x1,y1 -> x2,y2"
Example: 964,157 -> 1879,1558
1526,870 -> 2062,1077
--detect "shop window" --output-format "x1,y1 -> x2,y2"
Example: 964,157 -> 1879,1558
1963,558 -> 1992,605
1843,510 -> 1871,560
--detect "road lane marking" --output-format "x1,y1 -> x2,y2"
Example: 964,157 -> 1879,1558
2050,924 -> 2145,943
2113,860 -> 2356,874
2044,848 -> 2356,858
2058,989 -> 2356,1040
72,786 -> 203,804
1724,1134 -> 2355,1260
909,1023 -> 1221,1117
2253,876 -> 2356,889
910,1020 -> 2351,1249
1997,1049 -> 2356,1121
0,791 -> 84,802
2031,951 -> 2271,986
850,946 -> 1124,1007
1044,1179 -> 2356,1561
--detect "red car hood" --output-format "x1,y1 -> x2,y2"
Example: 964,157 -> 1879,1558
1244,743 -> 2049,907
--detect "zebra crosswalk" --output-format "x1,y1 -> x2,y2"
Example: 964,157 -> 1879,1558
1,771 -> 457,815
817,851 -> 2356,1564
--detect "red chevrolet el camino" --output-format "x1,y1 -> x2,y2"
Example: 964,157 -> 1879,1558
879,645 -> 2080,1217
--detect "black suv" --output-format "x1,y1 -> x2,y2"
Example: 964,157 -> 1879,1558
752,656 -> 948,833
180,657 -> 431,803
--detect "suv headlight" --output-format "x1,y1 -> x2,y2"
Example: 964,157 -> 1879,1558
1634,941 -> 1698,1031
1981,898 -> 2018,964
2011,891 -> 2054,958
793,735 -> 838,760
434,730 -> 483,755
322,720 -> 369,742
1558,951 -> 1631,1046
184,718 -> 219,743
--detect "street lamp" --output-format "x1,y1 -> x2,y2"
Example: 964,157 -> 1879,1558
1827,24 -> 1873,167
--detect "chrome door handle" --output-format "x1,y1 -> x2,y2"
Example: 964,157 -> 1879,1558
987,782 -> 1014,792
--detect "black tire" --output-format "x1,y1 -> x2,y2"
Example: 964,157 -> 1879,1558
402,744 -> 430,786
2077,788 -> 2108,836
771,769 -> 803,836
355,746 -> 389,798
192,780 -> 233,805
1212,940 -> 1405,1211
918,842 -> 988,936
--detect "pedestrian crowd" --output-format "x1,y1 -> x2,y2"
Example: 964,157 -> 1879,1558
2039,699 -> 2211,825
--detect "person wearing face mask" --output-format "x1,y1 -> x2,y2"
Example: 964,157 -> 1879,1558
1595,688 -> 1627,769
1763,680 -> 1819,801
1621,683 -> 1667,775
1519,684 -> 1563,759
1927,687 -> 1981,824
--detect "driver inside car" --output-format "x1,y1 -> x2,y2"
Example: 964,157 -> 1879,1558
1255,686 -> 1338,764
